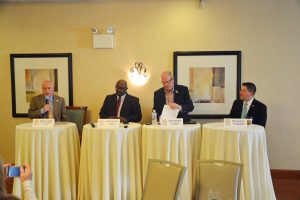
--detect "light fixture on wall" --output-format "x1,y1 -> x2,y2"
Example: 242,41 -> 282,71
92,26 -> 114,49
128,62 -> 149,86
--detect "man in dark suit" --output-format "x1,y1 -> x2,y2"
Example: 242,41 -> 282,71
153,71 -> 194,122
229,82 -> 267,127
28,80 -> 67,121
99,79 -> 142,123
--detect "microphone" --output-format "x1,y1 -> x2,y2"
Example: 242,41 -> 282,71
45,96 -> 49,104
90,122 -> 95,128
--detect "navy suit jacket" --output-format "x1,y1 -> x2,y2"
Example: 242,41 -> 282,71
153,85 -> 194,122
229,98 -> 267,127
99,93 -> 142,122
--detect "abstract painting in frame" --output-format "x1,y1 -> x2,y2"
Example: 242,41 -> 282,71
174,51 -> 241,118
10,53 -> 73,117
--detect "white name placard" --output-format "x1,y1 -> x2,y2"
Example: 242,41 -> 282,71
32,119 -> 55,127
161,118 -> 183,126
98,119 -> 120,127
224,118 -> 252,127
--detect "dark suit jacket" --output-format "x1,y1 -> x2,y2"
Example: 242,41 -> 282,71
28,94 -> 67,121
99,93 -> 142,122
153,85 -> 194,122
229,98 -> 267,127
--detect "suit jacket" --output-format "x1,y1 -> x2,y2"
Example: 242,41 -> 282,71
229,98 -> 267,127
28,94 -> 67,122
99,93 -> 142,122
153,85 -> 194,122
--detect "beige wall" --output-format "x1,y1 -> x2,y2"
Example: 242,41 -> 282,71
1,0 -> 300,169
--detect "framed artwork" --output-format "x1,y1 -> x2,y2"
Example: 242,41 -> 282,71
174,51 -> 241,118
10,53 -> 73,117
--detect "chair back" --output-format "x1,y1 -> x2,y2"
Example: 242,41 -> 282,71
66,106 -> 87,135
197,160 -> 243,200
142,159 -> 186,200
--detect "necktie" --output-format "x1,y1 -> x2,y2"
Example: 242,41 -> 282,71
241,102 -> 248,118
48,101 -> 54,119
116,97 -> 121,117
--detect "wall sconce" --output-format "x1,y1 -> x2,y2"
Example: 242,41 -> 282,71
128,62 -> 149,86
92,26 -> 114,49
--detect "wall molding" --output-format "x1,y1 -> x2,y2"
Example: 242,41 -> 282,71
271,169 -> 300,179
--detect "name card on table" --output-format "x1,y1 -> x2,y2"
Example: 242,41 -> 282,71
97,119 -> 120,127
160,118 -> 183,126
32,119 -> 55,127
224,118 -> 252,127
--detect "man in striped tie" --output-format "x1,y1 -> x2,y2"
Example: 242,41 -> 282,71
99,79 -> 142,123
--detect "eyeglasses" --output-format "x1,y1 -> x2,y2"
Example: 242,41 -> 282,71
161,78 -> 173,85
115,86 -> 127,90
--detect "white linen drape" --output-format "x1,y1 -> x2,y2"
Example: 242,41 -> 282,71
77,123 -> 142,200
142,124 -> 201,200
201,122 -> 276,200
13,122 -> 80,200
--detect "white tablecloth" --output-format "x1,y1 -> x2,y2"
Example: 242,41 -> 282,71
13,122 -> 80,200
201,122 -> 276,200
142,124 -> 201,200
78,123 -> 142,200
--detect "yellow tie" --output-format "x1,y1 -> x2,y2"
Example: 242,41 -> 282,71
48,102 -> 54,119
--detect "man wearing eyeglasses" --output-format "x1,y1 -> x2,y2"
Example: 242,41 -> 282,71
99,79 -> 142,123
28,80 -> 67,121
153,71 -> 194,122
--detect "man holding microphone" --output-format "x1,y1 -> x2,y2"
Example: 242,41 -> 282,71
28,80 -> 67,121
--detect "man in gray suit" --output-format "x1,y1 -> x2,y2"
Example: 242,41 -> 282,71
28,80 -> 67,121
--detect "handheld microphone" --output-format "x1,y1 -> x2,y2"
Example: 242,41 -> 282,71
45,96 -> 49,104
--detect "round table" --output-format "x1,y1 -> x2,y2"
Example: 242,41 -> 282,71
13,122 -> 80,200
142,124 -> 201,200
78,123 -> 142,200
201,122 -> 276,200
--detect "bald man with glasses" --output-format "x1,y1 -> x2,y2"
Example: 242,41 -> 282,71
28,80 -> 67,121
153,71 -> 194,122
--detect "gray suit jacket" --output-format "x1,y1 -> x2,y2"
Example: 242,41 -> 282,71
28,94 -> 67,121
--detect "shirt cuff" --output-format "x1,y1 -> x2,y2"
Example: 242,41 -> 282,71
178,105 -> 182,111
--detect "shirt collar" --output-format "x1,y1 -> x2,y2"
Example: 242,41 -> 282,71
45,95 -> 53,102
245,97 -> 254,106
164,87 -> 174,94
117,93 -> 126,101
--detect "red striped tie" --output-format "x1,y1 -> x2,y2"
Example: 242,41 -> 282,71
116,97 -> 121,116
